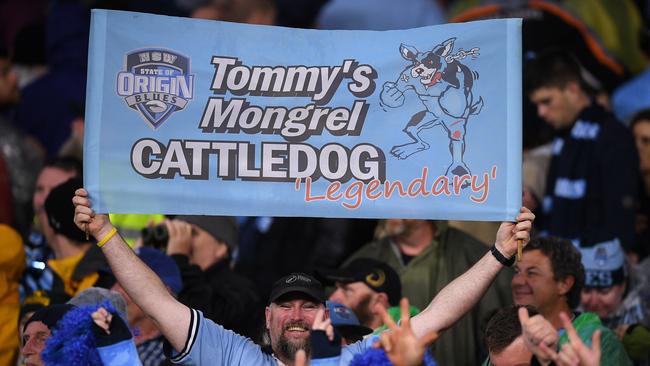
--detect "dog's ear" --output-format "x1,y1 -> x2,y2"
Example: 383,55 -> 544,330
435,38 -> 456,57
400,44 -> 418,62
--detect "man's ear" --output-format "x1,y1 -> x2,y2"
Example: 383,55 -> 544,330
213,240 -> 228,261
375,292 -> 391,308
557,275 -> 575,296
563,81 -> 582,97
265,306 -> 271,330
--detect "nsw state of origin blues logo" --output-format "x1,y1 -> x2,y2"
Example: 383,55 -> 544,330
117,49 -> 194,129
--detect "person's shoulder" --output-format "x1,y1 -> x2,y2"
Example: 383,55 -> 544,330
341,334 -> 379,359
216,268 -> 262,298
347,237 -> 391,259
169,308 -> 269,364
444,227 -> 488,256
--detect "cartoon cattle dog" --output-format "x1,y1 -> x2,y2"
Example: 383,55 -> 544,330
380,38 -> 483,180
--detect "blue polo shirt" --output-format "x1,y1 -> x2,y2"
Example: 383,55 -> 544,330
169,308 -> 375,365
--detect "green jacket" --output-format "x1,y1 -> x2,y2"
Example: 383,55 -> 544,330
483,312 -> 633,366
373,305 -> 421,335
345,221 -> 512,366
559,313 -> 632,366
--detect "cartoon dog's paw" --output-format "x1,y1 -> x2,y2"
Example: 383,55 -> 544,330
381,82 -> 405,108
391,143 -> 427,159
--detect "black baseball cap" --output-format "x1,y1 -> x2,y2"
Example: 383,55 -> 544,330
317,258 -> 402,306
44,178 -> 86,243
269,273 -> 326,304
24,304 -> 75,333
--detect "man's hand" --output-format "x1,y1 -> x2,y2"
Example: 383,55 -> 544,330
495,207 -> 534,258
519,307 -> 558,365
311,307 -> 334,342
92,307 -> 113,335
165,219 -> 194,256
375,298 -> 439,366
546,312 -> 601,366
294,350 -> 309,366
72,188 -> 115,240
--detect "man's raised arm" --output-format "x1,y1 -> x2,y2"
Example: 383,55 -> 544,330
73,188 -> 190,351
411,207 -> 534,338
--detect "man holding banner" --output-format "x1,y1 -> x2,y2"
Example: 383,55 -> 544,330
78,8 -> 529,365
73,189 -> 533,365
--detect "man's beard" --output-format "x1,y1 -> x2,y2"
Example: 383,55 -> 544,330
353,293 -> 375,327
276,322 -> 311,361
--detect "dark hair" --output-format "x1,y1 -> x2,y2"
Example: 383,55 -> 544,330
630,109 -> 650,129
42,156 -> 83,176
524,49 -> 588,95
485,305 -> 538,355
523,236 -> 585,308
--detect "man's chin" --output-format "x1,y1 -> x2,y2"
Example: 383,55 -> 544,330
283,332 -> 309,343
513,294 -> 534,305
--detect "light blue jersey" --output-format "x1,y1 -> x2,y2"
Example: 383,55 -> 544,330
169,309 -> 375,365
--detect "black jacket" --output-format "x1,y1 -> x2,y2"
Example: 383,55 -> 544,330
540,102 -> 639,251
172,255 -> 263,340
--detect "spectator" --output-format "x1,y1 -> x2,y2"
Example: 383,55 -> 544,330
580,242 -> 650,364
512,236 -> 631,365
0,155 -> 13,225
40,303 -> 142,366
13,1 -> 90,157
309,298 -> 438,366
0,224 -> 25,366
326,301 -> 372,345
484,305 -> 539,366
234,217 -> 365,303
21,157 -> 81,299
21,303 -> 74,366
317,257 -> 417,333
0,44 -> 43,235
525,49 -> 639,255
73,190 -> 533,365
42,178 -> 108,303
112,247 -> 181,366
631,110 -> 650,260
165,216 -> 262,339
342,219 -> 512,365
612,27 -> 650,123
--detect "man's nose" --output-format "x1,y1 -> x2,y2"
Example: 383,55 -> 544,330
21,340 -> 35,356
289,306 -> 304,319
511,272 -> 525,285
537,105 -> 547,119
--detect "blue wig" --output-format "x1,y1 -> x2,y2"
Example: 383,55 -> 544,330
349,347 -> 438,366
41,301 -> 116,366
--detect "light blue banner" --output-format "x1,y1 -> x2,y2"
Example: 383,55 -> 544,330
84,10 -> 522,220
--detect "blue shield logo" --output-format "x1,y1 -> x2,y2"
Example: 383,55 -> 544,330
117,49 -> 194,129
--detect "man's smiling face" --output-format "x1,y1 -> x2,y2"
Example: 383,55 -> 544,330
511,249 -> 565,315
265,294 -> 325,362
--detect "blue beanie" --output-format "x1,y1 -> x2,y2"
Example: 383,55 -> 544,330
580,240 -> 627,288
136,247 -> 183,295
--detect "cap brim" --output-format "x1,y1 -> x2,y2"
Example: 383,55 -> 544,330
314,268 -> 358,285
270,287 -> 325,304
